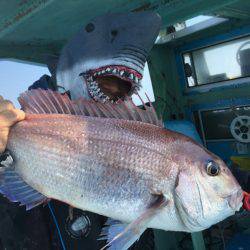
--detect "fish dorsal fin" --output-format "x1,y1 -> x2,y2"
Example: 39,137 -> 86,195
19,89 -> 163,127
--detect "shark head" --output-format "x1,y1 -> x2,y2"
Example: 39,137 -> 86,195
56,11 -> 161,101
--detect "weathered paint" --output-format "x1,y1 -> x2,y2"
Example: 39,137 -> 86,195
191,232 -> 206,250
149,46 -> 185,120
174,24 -> 250,113
148,20 -> 250,250
0,2 -> 250,250
0,0 -> 55,38
0,0 -> 248,63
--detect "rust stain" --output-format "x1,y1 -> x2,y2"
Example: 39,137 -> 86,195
132,0 -> 180,12
132,2 -> 158,12
132,3 -> 152,12
13,7 -> 34,22
0,0 -> 48,32
0,1 -> 48,33
18,0 -> 30,7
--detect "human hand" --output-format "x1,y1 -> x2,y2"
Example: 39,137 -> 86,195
0,96 -> 25,153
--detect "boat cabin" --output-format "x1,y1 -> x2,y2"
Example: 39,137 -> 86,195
0,1 -> 249,249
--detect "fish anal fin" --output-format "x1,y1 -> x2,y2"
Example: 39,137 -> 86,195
99,194 -> 168,250
18,89 -> 163,127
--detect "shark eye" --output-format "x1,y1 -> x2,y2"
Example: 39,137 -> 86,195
85,23 -> 95,32
110,30 -> 118,43
206,161 -> 220,176
111,30 -> 118,36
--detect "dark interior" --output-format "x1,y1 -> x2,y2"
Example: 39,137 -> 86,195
96,75 -> 132,101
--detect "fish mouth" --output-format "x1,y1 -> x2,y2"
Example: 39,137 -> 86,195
81,65 -> 142,103
226,189 -> 243,211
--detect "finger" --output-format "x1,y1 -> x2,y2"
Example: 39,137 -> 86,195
0,109 -> 25,127
0,100 -> 14,112
13,109 -> 25,121
0,129 -> 9,153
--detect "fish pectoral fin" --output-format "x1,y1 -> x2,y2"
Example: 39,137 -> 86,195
0,168 -> 48,210
99,194 -> 168,250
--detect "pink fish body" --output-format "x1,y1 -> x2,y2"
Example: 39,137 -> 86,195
1,90 -> 243,249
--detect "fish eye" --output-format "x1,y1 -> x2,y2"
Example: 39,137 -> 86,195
206,161 -> 220,176
85,23 -> 95,32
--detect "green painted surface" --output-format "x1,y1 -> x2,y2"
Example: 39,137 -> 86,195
154,230 -> 206,250
154,230 -> 179,250
0,1 -> 250,250
149,46 -> 185,120
169,18 -> 250,48
149,19 -> 250,117
185,84 -> 250,109
149,19 -> 250,250
0,0 -> 249,64
191,232 -> 206,250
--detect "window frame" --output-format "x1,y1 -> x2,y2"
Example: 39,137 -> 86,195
182,34 -> 250,88
174,25 -> 250,95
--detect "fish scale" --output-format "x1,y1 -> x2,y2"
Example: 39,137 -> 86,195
0,89 -> 244,250
8,115 -> 167,216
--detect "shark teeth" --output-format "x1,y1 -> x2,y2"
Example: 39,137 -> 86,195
135,76 -> 139,83
88,65 -> 142,84
87,79 -> 110,103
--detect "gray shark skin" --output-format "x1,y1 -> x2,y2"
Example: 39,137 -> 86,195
56,11 -> 161,101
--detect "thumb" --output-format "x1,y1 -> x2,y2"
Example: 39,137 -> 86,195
0,109 -> 25,153
0,129 -> 9,153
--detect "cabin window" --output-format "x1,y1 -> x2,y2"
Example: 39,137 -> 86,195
183,36 -> 250,87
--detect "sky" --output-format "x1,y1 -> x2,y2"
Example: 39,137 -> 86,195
0,60 -> 50,108
0,60 -> 154,108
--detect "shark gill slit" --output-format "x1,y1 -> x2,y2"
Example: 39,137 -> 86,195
118,49 -> 147,63
115,53 -> 145,66
124,45 -> 148,56
112,57 -> 144,71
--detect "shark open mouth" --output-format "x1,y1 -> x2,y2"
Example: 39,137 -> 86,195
82,65 -> 143,102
